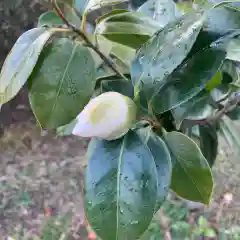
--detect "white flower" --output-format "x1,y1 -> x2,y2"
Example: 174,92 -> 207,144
72,92 -> 137,140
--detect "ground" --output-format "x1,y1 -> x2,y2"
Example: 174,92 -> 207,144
0,118 -> 240,239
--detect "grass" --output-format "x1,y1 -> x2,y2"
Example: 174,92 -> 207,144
1,121 -> 240,240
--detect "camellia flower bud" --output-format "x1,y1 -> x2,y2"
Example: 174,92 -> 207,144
72,92 -> 137,140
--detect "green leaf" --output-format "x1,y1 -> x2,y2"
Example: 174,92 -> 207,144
0,28 -> 54,104
205,5 -> 240,38
84,0 -> 128,14
204,228 -> 217,238
227,37 -> 240,62
205,71 -> 222,91
56,119 -> 78,136
150,44 -> 227,114
131,12 -> 205,88
199,124 -> 218,167
219,115 -> 240,154
52,1 -> 81,27
95,11 -> 161,49
138,0 -> 181,27
211,60 -> 239,102
198,216 -> 209,228
163,131 -> 213,204
172,91 -> 213,129
137,128 -> 172,211
28,38 -> 96,129
75,0 -> 88,14
38,11 -> 65,27
226,106 -> 240,120
96,35 -> 135,67
101,79 -> 134,98
153,0 -> 182,26
85,130 -> 158,240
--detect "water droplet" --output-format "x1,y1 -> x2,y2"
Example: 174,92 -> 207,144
130,220 -> 139,225
120,209 -> 124,214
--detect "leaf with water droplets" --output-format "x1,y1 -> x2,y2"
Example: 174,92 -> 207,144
137,127 -> 172,211
171,90 -> 213,129
28,38 -> 96,129
0,28 -> 54,104
95,11 -> 161,49
84,0 -> 128,14
84,130 -> 159,240
137,0 -> 181,27
131,12 -> 205,88
163,131 -> 213,204
143,32 -> 234,114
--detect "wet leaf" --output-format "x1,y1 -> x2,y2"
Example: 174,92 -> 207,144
85,130 -> 158,240
205,5 -> 240,38
0,28 -> 54,104
163,131 -> 213,204
137,127 -> 172,211
219,115 -> 240,153
150,45 -> 226,114
95,11 -> 161,49
29,38 -> 96,129
131,12 -> 205,88
172,90 -> 213,129
56,119 -> 78,136
38,11 -> 65,27
85,0 -> 128,14
101,79 -> 134,98
205,71 -> 222,91
138,0 -> 181,27
227,37 -> 240,62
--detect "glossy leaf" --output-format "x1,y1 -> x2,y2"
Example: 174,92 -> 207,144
101,79 -> 134,98
131,12 -> 205,88
75,0 -> 88,14
95,11 -> 161,49
96,34 -> 136,66
205,5 -> 240,38
38,11 -> 65,27
56,119 -> 78,136
53,1 -> 81,27
137,0 -> 181,27
0,28 -> 54,104
84,0 -> 128,14
205,71 -> 222,91
85,130 -> 158,240
227,38 -> 240,62
226,106 -> 240,120
199,124 -> 218,167
211,60 -> 239,102
137,127 -> 172,211
163,131 -> 213,204
150,45 -> 227,114
219,115 -> 240,153
28,38 -> 96,129
172,90 -> 213,129
153,0 -> 181,26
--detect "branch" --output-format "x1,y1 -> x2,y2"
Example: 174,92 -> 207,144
208,93 -> 240,122
51,0 -> 128,81
184,93 -> 240,126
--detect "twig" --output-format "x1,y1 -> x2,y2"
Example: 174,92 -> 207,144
52,0 -> 128,81
208,93 -> 240,122
184,93 -> 240,126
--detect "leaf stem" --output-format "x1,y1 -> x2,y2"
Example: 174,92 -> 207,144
51,0 -> 129,81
